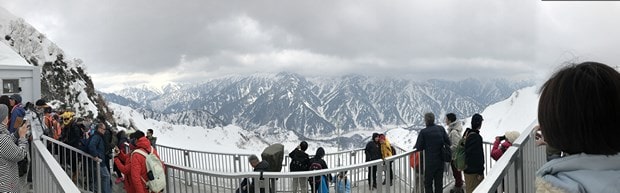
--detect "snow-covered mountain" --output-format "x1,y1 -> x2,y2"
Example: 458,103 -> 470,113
102,72 -> 533,138
0,7 -> 112,120
388,85 -> 540,150
108,85 -> 540,155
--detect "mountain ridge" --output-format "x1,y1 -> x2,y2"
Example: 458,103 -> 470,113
101,73 -> 533,138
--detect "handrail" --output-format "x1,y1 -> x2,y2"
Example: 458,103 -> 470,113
164,148 -> 425,193
28,112 -> 82,193
473,147 -> 520,193
473,120 -> 546,193
32,139 -> 81,193
171,149 -> 415,178
42,135 -> 103,193
42,135 -> 99,160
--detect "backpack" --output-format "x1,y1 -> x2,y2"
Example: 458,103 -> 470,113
307,160 -> 323,186
409,151 -> 421,169
45,116 -> 62,140
441,130 -> 452,163
290,150 -> 309,171
453,136 -> 467,171
132,146 -> 166,192
319,175 -> 329,193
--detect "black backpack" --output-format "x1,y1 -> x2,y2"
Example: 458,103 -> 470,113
290,153 -> 309,171
307,160 -> 323,185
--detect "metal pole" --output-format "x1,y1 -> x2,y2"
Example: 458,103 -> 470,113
97,160 -> 102,193
184,150 -> 192,186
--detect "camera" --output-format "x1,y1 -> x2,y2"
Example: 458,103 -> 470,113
498,135 -> 506,141
23,106 -> 44,138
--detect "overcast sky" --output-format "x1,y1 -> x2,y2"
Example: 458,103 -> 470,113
2,1 -> 620,91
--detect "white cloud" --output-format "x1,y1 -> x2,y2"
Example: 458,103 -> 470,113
2,1 -> 620,91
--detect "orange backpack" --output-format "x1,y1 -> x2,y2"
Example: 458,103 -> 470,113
409,151 -> 421,169
45,116 -> 62,140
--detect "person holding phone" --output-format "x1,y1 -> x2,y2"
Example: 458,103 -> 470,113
491,131 -> 520,161
0,104 -> 29,192
8,94 -> 25,134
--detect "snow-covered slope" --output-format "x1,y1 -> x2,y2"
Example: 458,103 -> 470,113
110,102 -> 342,155
0,42 -> 28,66
388,86 -> 539,150
469,86 -> 539,142
0,7 -> 112,120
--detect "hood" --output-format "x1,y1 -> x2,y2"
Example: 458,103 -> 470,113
372,133 -> 379,142
314,147 -> 325,159
536,153 -> 620,193
255,160 -> 270,171
9,94 -> 22,104
448,121 -> 463,133
0,123 -> 8,135
504,131 -> 521,143
135,136 -> 152,152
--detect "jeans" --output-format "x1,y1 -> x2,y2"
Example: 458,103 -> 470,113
92,165 -> 112,193
292,177 -> 308,193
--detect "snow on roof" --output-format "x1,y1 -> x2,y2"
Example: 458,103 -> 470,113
0,42 -> 30,66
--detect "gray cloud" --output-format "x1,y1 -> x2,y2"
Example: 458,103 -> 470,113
2,1 -> 620,91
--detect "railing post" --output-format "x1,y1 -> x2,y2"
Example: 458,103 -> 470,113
97,160 -> 102,193
234,155 -> 240,173
184,150 -> 192,186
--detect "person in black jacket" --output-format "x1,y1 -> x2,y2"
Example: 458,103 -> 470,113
307,147 -> 331,193
289,141 -> 310,193
60,115 -> 85,183
364,133 -> 382,190
464,114 -> 484,193
414,112 -> 450,193
238,155 -> 270,193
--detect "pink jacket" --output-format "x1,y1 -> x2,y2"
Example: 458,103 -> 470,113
491,138 -> 512,161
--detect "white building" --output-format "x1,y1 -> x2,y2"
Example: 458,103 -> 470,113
0,42 -> 41,104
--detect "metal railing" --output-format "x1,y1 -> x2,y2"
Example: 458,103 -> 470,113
474,121 -> 546,193
29,116 -> 82,193
29,124 -> 519,193
31,139 -> 81,193
157,144 -> 369,173
156,139 -> 498,192
163,148 -> 426,193
42,135 -> 103,193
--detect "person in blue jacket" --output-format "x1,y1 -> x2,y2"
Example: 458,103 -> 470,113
334,171 -> 351,193
8,94 -> 25,134
88,123 -> 111,193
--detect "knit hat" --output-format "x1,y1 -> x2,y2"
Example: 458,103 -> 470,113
0,104 -> 7,121
35,99 -> 49,107
9,94 -> 22,104
504,131 -> 521,143
300,141 -> 308,151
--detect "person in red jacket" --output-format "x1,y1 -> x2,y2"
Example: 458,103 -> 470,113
131,130 -> 163,193
491,131 -> 520,161
114,130 -> 163,193
114,132 -> 139,193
